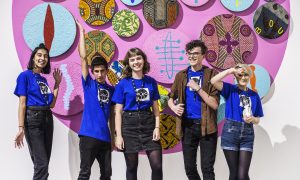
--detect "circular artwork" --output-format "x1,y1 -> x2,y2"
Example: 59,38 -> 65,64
253,2 -> 289,39
23,3 -> 76,57
107,60 -> 125,86
157,85 -> 169,112
247,64 -> 271,98
143,29 -> 190,84
85,30 -> 115,65
181,0 -> 209,7
143,0 -> 179,29
46,62 -> 84,116
79,0 -> 115,26
121,0 -> 143,6
112,9 -> 140,37
220,0 -> 255,12
200,14 -> 255,70
160,114 -> 180,150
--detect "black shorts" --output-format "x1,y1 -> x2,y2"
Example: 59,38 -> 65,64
122,111 -> 161,153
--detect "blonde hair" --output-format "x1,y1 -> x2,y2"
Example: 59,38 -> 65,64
234,63 -> 253,77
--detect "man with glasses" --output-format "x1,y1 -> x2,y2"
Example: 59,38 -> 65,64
168,40 -> 220,180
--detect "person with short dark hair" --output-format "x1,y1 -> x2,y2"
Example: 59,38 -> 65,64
113,48 -> 162,180
14,43 -> 62,180
211,64 -> 263,180
168,40 -> 220,180
76,20 -> 115,180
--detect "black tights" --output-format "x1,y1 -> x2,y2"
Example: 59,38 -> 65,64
124,150 -> 163,180
223,150 -> 253,180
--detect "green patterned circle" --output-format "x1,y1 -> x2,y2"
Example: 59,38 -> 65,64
112,9 -> 140,37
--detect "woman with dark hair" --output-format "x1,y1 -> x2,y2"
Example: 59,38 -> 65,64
210,64 -> 263,180
14,43 -> 62,180
112,48 -> 163,180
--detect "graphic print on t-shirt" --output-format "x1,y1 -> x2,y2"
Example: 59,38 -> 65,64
239,94 -> 252,117
98,88 -> 110,104
136,88 -> 150,101
189,76 -> 202,91
37,81 -> 51,94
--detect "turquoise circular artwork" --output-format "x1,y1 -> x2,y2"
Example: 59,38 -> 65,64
220,0 -> 255,12
121,0 -> 143,6
23,3 -> 76,57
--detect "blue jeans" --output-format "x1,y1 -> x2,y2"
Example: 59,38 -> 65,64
221,120 -> 254,152
182,121 -> 217,180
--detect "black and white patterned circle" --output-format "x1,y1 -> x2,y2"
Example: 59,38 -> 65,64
136,88 -> 150,101
98,89 -> 110,103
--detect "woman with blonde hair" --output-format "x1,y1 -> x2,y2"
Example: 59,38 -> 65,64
210,64 -> 263,180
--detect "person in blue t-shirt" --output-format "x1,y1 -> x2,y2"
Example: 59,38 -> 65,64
14,43 -> 62,180
112,48 -> 162,180
76,21 -> 115,180
211,64 -> 264,180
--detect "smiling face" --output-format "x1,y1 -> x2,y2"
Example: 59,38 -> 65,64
128,55 -> 144,73
33,49 -> 49,70
235,65 -> 252,88
187,47 -> 204,67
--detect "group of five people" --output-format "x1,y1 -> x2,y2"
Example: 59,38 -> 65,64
14,21 -> 263,180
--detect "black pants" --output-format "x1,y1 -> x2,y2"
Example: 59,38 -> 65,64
24,109 -> 53,180
78,136 -> 112,180
182,122 -> 218,180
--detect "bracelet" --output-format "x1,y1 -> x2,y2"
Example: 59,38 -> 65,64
18,126 -> 24,128
155,127 -> 159,129
196,87 -> 201,92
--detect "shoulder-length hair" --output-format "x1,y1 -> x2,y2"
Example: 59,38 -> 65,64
27,43 -> 51,74
122,48 -> 150,77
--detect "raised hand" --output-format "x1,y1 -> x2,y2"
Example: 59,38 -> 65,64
53,68 -> 62,85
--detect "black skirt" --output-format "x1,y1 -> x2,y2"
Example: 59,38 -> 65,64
122,111 -> 161,153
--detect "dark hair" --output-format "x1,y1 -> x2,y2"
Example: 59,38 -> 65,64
122,48 -> 150,77
91,55 -> 108,71
27,43 -> 51,74
185,40 -> 208,55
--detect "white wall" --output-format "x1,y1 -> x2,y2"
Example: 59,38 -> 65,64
1,0 -> 300,179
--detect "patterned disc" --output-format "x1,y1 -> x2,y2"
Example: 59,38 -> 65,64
160,114 -> 180,150
107,60 -> 125,86
143,0 -> 179,29
84,30 -> 116,65
253,2 -> 289,39
143,29 -> 190,84
23,3 -> 76,57
157,85 -> 169,112
121,0 -> 143,6
220,0 -> 255,12
200,14 -> 255,70
181,0 -> 209,7
112,9 -> 140,37
79,0 -> 115,26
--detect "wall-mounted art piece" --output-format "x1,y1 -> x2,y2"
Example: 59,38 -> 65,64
181,0 -> 209,7
79,0 -> 115,26
159,113 -> 180,150
253,2 -> 289,39
46,62 -> 84,116
220,0 -> 255,12
112,9 -> 140,37
247,64 -> 271,98
200,14 -> 255,70
143,0 -> 179,29
121,0 -> 143,6
143,29 -> 190,83
107,60 -> 125,86
84,30 -> 116,65
23,3 -> 76,57
157,85 -> 169,112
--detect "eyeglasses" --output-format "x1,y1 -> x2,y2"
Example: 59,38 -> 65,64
186,52 -> 202,57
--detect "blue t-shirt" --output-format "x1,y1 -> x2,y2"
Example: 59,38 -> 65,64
112,75 -> 160,111
14,70 -> 53,106
221,82 -> 264,122
185,67 -> 203,119
79,74 -> 114,142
